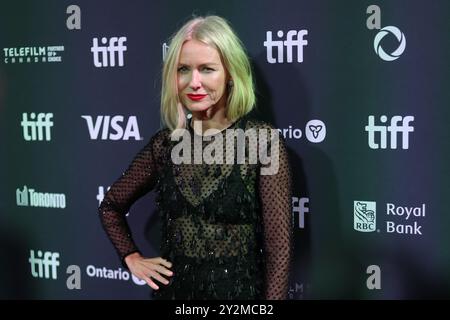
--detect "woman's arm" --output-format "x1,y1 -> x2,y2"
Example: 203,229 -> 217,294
98,129 -> 168,267
258,125 -> 293,300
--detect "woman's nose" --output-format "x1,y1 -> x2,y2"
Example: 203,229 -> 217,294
189,70 -> 202,90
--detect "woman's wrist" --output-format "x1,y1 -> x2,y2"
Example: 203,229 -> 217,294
124,251 -> 142,266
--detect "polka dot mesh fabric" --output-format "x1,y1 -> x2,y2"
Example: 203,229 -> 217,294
98,115 -> 293,299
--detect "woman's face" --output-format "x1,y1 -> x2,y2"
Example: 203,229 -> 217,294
177,39 -> 228,114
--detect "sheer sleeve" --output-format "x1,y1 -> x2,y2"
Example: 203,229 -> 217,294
257,124 -> 293,300
98,129 -> 169,267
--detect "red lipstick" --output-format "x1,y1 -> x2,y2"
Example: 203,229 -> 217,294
187,94 -> 207,101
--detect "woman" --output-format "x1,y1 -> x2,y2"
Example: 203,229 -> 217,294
99,15 -> 293,300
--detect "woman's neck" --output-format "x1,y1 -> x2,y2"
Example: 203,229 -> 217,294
190,99 -> 233,135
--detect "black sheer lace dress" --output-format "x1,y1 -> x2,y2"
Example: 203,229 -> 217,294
98,114 -> 293,300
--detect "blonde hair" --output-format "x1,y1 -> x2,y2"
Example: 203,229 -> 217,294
160,15 -> 256,132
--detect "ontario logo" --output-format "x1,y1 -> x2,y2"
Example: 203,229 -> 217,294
354,201 -> 376,232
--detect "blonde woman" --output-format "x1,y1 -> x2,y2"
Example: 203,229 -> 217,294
99,15 -> 293,300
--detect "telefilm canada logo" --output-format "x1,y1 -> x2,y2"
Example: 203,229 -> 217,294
354,200 -> 425,236
366,5 -> 406,61
3,46 -> 64,64
288,282 -> 310,299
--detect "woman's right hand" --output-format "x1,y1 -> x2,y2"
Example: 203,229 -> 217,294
124,252 -> 174,290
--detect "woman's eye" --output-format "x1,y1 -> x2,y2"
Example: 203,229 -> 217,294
177,66 -> 189,73
202,67 -> 214,72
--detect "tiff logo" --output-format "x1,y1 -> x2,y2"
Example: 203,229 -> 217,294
21,113 -> 53,141
162,42 -> 169,61
264,30 -> 308,63
292,197 -> 309,229
96,186 -> 108,206
365,115 -> 414,149
91,37 -> 127,67
29,249 -> 60,280
81,115 -> 142,140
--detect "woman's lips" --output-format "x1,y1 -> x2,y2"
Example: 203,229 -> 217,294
187,94 -> 207,101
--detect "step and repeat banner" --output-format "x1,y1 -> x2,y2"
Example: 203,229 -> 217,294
1,0 -> 449,299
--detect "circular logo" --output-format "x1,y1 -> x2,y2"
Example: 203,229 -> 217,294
305,120 -> 326,143
373,26 -> 406,61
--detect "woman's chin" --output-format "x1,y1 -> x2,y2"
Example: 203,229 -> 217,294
186,103 -> 212,113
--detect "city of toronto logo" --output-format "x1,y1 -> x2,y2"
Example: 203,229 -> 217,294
354,201 -> 376,232
170,121 -> 282,175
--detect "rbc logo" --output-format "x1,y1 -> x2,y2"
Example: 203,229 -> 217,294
29,249 -> 60,279
91,36 -> 127,67
354,201 -> 376,232
264,29 -> 308,63
81,115 -> 142,140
